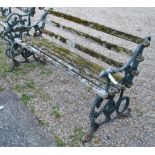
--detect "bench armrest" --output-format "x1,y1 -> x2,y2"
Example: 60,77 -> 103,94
99,36 -> 151,92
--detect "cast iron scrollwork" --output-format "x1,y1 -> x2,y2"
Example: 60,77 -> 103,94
0,7 -> 151,144
0,8 -> 48,70
0,7 -> 11,17
83,36 -> 151,143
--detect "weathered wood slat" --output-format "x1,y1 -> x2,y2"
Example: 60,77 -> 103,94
23,37 -> 122,82
16,38 -> 107,90
42,29 -> 123,68
24,37 -> 104,76
50,20 -> 132,55
17,38 -> 116,99
48,9 -> 144,44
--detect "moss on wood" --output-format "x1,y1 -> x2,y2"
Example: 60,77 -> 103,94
42,29 -> 123,68
51,20 -> 132,55
23,37 -> 122,83
48,9 -> 144,44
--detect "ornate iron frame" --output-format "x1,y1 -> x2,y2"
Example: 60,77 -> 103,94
0,7 -> 151,143
0,8 -> 48,70
0,7 -> 11,17
83,36 -> 151,142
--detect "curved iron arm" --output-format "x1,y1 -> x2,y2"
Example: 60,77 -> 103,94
0,9 -> 48,41
99,36 -> 151,91
83,36 -> 151,143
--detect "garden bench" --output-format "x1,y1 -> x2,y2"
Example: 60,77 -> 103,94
0,7 -> 11,17
0,7 -> 151,143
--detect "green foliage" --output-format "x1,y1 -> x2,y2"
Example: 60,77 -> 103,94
38,119 -> 49,127
0,46 -> 9,76
0,86 -> 5,92
86,85 -> 92,92
20,93 -> 32,105
39,64 -> 53,76
14,84 -> 25,92
68,127 -> 84,146
54,135 -> 66,147
35,87 -> 50,101
29,104 -> 35,113
25,80 -> 35,89
9,63 -> 38,80
51,106 -> 62,119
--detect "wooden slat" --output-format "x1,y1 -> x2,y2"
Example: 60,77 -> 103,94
23,37 -> 122,82
42,29 -> 123,68
48,9 -> 144,44
50,20 -> 132,55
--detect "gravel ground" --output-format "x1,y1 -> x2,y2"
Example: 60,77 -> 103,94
0,8 -> 155,147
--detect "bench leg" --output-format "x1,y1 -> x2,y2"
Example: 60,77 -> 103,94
9,59 -> 20,72
83,91 -> 131,143
82,95 -> 115,143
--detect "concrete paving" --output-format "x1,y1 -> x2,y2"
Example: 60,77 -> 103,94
0,92 -> 55,147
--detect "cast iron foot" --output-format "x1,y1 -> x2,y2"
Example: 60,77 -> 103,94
82,125 -> 99,144
8,60 -> 20,72
116,108 -> 131,119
